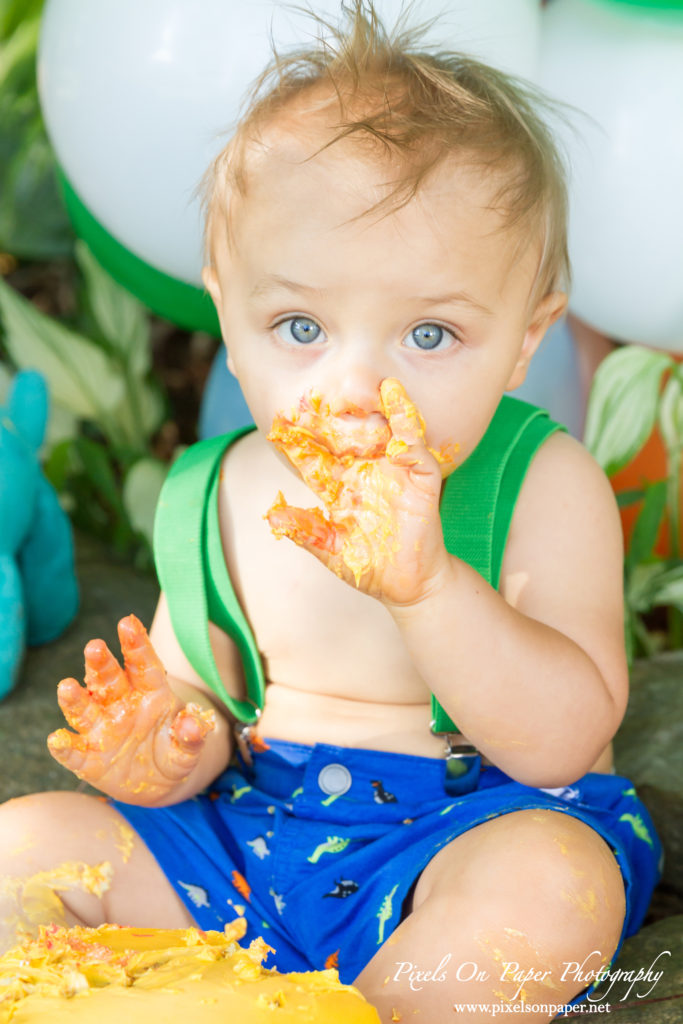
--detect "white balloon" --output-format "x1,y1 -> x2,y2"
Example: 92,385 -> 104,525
539,0 -> 683,351
38,0 -> 540,286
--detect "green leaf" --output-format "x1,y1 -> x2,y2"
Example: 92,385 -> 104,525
625,562 -> 666,613
123,457 -> 168,546
584,346 -> 673,476
623,603 -> 635,667
0,275 -> 125,419
616,488 -> 646,509
626,481 -> 667,571
0,17 -> 39,88
0,10 -> 73,259
43,399 -> 79,455
0,114 -> 73,259
75,240 -> 150,374
658,372 -> 683,455
126,376 -> 166,441
646,563 -> 683,612
0,0 -> 44,41
73,437 -> 125,517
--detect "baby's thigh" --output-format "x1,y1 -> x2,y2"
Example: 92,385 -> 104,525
355,810 -> 627,1018
413,807 -> 626,954
0,791 -> 194,945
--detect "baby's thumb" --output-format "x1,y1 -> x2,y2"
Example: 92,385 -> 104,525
163,704 -> 216,782
170,704 -> 216,752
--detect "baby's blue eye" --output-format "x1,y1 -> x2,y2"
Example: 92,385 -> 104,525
276,317 -> 323,345
406,324 -> 449,350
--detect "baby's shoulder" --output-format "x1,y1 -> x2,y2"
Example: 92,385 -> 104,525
520,430 -> 617,519
504,430 -> 623,578
219,428 -> 270,496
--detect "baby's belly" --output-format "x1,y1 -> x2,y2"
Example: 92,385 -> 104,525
256,681 -> 614,773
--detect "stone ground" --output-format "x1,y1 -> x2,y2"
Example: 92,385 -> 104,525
0,533 -> 681,1019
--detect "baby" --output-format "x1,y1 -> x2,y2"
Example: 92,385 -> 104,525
0,3 -> 661,1021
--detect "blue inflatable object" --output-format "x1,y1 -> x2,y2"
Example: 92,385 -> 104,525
198,353 -> 254,440
0,370 -> 79,699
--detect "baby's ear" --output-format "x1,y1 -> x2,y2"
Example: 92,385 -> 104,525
202,266 -> 236,374
202,265 -> 221,306
202,265 -> 229,347
506,291 -> 568,390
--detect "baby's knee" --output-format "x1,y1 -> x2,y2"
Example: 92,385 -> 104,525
0,791 -> 63,856
434,808 -> 625,967
0,791 -> 118,869
491,810 -> 626,983
512,809 -> 625,928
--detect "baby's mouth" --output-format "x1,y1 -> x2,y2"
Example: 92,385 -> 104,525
289,391 -> 392,459
317,414 -> 391,459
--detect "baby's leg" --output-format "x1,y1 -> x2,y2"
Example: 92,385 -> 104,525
354,809 -> 626,1024
0,790 -> 194,952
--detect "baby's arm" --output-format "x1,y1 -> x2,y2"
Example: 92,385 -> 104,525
48,596 -> 236,807
388,431 -> 628,788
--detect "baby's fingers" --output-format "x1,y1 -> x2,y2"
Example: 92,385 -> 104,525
56,677 -> 101,735
118,614 -> 168,694
83,639 -> 129,705
267,495 -> 343,556
47,726 -> 89,774
380,378 -> 426,448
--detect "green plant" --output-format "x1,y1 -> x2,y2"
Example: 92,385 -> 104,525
0,0 -> 73,260
584,344 -> 683,659
0,241 -> 168,568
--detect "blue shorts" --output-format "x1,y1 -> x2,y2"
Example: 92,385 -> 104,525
113,738 -> 662,1008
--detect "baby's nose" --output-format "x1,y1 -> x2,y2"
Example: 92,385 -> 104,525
323,361 -> 385,417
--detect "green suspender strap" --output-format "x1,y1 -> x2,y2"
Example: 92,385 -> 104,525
432,396 -> 566,735
154,425 -> 264,724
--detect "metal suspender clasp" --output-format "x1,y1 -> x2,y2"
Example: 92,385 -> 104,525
430,719 -> 479,780
233,707 -> 262,769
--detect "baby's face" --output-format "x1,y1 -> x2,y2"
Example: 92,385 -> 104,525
204,130 -> 565,476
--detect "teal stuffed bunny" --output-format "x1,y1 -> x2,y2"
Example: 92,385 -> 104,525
0,370 -> 78,698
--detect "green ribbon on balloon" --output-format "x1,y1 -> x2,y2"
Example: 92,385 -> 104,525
600,0 -> 683,8
58,169 -> 221,336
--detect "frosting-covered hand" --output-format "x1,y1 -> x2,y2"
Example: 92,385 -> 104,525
48,615 -> 215,804
266,378 -> 457,605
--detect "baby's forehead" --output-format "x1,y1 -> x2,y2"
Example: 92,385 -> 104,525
230,129 -> 510,251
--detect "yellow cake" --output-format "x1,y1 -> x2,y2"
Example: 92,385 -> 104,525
0,922 -> 380,1023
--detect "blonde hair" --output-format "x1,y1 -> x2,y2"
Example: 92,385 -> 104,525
201,0 -> 572,303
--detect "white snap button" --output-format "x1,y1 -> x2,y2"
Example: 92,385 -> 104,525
318,763 -> 352,796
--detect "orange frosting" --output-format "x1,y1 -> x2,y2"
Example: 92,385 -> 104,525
266,378 -> 457,584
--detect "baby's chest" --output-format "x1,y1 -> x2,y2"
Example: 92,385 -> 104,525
224,494 -> 425,699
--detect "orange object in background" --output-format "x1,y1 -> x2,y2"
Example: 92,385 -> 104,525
610,426 -> 682,557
